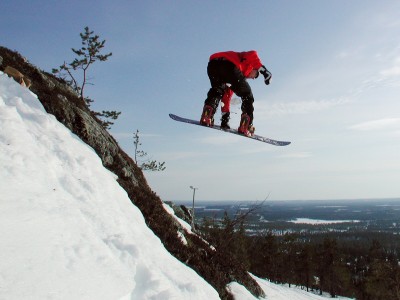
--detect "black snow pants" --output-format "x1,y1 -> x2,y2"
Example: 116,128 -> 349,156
204,58 -> 255,122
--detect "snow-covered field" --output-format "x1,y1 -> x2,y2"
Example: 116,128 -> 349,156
291,218 -> 360,225
0,72 -> 352,299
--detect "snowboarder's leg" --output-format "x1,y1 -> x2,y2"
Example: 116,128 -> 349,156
240,94 -> 254,124
205,85 -> 225,110
220,112 -> 230,129
231,80 -> 255,136
200,85 -> 225,126
200,60 -> 230,126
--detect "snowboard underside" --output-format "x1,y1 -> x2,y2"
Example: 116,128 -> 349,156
169,113 -> 291,146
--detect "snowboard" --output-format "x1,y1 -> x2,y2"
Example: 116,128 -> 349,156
169,113 -> 291,146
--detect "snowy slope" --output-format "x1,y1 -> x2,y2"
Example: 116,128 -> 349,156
0,72 -> 352,300
231,275 -> 352,300
0,73 -> 220,299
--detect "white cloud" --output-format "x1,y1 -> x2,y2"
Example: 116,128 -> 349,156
381,65 -> 400,77
349,118 -> 400,131
379,53 -> 400,77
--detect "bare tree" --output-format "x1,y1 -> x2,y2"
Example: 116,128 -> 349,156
133,130 -> 166,172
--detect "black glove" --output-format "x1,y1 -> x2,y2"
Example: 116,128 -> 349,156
259,65 -> 272,85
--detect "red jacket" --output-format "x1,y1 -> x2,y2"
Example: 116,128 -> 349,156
209,50 -> 263,77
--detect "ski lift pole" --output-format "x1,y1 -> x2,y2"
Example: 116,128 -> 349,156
189,186 -> 198,231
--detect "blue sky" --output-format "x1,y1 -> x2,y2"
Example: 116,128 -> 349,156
2,1 -> 400,202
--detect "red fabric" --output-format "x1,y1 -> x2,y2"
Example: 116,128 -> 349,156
221,87 -> 234,113
209,50 -> 263,77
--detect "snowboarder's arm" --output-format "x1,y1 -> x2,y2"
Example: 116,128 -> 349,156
221,87 -> 234,113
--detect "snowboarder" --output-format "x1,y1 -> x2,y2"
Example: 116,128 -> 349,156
200,50 -> 272,136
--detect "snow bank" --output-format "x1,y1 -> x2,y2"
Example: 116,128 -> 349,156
0,72 -> 219,299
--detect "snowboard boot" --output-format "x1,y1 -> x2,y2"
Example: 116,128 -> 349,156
238,113 -> 255,137
200,105 -> 215,127
220,112 -> 231,129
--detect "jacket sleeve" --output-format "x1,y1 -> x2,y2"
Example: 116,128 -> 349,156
221,87 -> 234,113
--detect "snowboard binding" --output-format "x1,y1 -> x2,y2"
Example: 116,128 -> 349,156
238,113 -> 255,137
200,105 -> 215,127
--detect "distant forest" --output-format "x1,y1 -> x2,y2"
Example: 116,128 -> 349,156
195,200 -> 400,299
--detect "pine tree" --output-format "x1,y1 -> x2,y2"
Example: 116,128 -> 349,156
233,220 -> 250,269
248,231 -> 279,281
296,243 -> 313,291
364,240 -> 400,299
280,234 -> 297,287
53,26 -> 112,101
314,238 -> 337,295
52,26 -> 120,129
